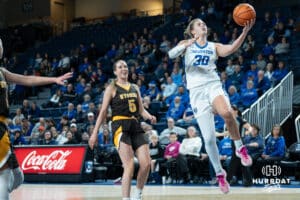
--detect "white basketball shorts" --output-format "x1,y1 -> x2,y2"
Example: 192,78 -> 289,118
189,81 -> 230,118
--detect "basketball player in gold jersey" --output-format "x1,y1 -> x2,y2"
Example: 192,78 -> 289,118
89,60 -> 156,200
0,38 -> 72,200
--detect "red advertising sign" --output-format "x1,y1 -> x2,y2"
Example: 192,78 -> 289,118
14,146 -> 86,174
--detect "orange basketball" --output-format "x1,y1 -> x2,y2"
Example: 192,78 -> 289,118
233,3 -> 256,26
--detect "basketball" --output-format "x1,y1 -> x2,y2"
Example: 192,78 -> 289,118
233,3 -> 256,26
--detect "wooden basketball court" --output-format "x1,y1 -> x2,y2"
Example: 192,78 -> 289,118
11,183 -> 300,200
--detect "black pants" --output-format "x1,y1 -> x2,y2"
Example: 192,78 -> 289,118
164,154 -> 189,180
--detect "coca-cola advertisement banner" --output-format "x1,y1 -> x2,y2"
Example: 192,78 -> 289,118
14,146 -> 86,174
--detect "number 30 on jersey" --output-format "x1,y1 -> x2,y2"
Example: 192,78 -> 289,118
193,55 -> 210,66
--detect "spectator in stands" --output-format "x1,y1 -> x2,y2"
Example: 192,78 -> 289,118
145,81 -> 160,101
162,77 -> 177,103
256,53 -> 267,70
56,116 -> 69,132
159,35 -> 171,53
59,79 -> 68,93
81,132 -> 90,144
87,102 -> 97,115
225,59 -> 235,77
75,78 -> 86,96
43,89 -> 62,108
242,34 -> 255,58
31,117 -> 47,135
243,124 -> 264,160
214,114 -> 225,133
247,60 -> 258,80
63,103 -> 77,120
12,108 -> 25,125
218,132 -> 232,170
241,80 -> 258,109
50,126 -> 67,145
30,125 -> 45,145
171,63 -> 183,86
87,42 -> 99,61
177,104 -> 197,126
21,99 -> 31,118
79,57 -> 90,73
262,11 -> 273,35
75,104 -> 85,123
84,112 -> 96,131
261,124 -> 286,161
164,132 -> 183,184
64,131 -> 77,144
39,130 -> 56,145
220,71 -> 232,92
81,94 -> 92,113
149,133 -> 164,183
21,118 -> 33,137
228,85 -> 241,107
172,85 -> 189,108
11,129 -> 27,145
107,44 -> 117,59
70,123 -> 82,143
166,96 -> 185,121
267,54 -> 277,68
142,96 -> 151,111
264,63 -> 274,82
137,79 -> 147,98
179,126 -> 202,183
272,61 -> 288,85
254,70 -> 271,96
275,37 -> 290,55
98,127 -> 112,147
231,64 -> 244,91
262,37 -> 276,57
29,101 -> 41,119
154,61 -> 169,84
62,83 -> 77,104
34,53 -> 43,69
160,117 -> 186,145
57,53 -> 70,73
272,22 -> 289,42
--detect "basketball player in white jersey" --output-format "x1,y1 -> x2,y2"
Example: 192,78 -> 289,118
0,38 -> 72,200
168,18 -> 255,193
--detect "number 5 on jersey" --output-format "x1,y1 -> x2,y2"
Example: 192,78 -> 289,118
128,99 -> 137,112
193,55 -> 210,66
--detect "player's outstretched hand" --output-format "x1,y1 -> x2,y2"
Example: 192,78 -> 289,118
55,72 -> 73,85
150,115 -> 157,124
243,19 -> 255,33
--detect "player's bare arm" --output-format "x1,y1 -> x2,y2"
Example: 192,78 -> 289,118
1,67 -> 72,86
216,19 -> 255,57
89,84 -> 113,149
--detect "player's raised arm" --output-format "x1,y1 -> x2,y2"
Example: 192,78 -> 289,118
216,19 -> 255,57
1,67 -> 72,86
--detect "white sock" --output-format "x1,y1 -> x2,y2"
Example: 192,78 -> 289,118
234,139 -> 243,149
133,188 -> 142,199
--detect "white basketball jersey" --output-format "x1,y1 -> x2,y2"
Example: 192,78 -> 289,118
184,41 -> 220,89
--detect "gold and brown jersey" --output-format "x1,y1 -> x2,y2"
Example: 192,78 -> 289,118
111,83 -> 139,118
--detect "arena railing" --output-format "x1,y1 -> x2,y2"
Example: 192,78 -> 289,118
295,114 -> 300,143
242,72 -> 294,138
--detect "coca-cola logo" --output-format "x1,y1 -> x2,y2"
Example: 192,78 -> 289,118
22,150 -> 72,171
